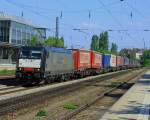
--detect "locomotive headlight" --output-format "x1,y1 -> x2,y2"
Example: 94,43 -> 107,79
18,68 -> 22,71
34,68 -> 40,72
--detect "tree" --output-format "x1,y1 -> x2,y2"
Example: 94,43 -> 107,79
44,37 -> 56,47
120,48 -> 137,59
99,31 -> 109,51
111,43 -> 118,54
58,37 -> 65,48
30,36 -> 40,46
142,50 -> 150,66
91,35 -> 99,51
99,32 -> 104,51
103,31 -> 109,51
44,36 -> 65,48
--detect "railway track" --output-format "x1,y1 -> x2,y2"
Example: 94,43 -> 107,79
0,68 -> 145,120
0,69 -> 139,97
59,70 -> 145,120
0,75 -> 15,80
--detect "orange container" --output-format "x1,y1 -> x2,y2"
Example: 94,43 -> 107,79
91,50 -> 102,69
73,49 -> 91,70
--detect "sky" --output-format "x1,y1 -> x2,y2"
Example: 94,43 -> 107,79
0,0 -> 150,50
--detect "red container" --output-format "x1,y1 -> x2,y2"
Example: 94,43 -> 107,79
73,49 -> 91,70
121,57 -> 124,66
117,56 -> 124,66
91,50 -> 102,69
116,56 -> 122,66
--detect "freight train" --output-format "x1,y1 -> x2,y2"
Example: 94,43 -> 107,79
16,46 -> 140,84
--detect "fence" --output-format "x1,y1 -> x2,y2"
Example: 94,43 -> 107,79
0,59 -> 16,65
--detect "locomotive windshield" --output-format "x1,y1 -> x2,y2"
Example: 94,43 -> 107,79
31,51 -> 41,59
20,50 -> 30,59
20,50 -> 41,59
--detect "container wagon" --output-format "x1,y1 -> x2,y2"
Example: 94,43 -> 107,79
110,54 -> 117,71
102,54 -> 117,71
72,49 -> 91,77
124,57 -> 129,69
116,56 -> 124,70
91,50 -> 102,74
129,59 -> 134,68
102,54 -> 111,71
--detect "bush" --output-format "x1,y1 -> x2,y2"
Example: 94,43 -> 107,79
143,59 -> 150,67
36,109 -> 48,117
63,103 -> 79,110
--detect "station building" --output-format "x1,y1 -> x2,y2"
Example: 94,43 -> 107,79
0,12 -> 46,65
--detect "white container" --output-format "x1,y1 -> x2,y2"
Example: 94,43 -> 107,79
110,55 -> 117,67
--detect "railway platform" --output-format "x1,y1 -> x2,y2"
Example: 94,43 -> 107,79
100,70 -> 150,120
0,64 -> 16,70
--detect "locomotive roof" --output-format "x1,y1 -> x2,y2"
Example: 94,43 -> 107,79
45,47 -> 72,54
21,46 -> 43,51
21,46 -> 72,54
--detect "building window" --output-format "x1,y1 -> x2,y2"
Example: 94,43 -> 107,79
11,28 -> 16,44
0,21 -> 10,43
2,48 -> 8,59
17,29 -> 21,44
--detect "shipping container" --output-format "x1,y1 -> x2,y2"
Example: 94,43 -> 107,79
102,54 -> 111,68
91,51 -> 102,69
73,49 -> 91,70
45,47 -> 74,73
116,56 -> 122,66
110,54 -> 117,67
121,56 -> 124,66
129,59 -> 134,67
102,54 -> 116,68
124,57 -> 129,66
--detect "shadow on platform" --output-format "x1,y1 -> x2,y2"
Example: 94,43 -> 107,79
107,101 -> 150,120
106,93 -> 123,98
119,83 -> 134,90
136,74 -> 150,86
142,74 -> 150,79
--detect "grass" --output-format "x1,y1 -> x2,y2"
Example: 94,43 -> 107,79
143,59 -> 150,67
63,103 -> 79,110
36,109 -> 48,117
0,69 -> 15,75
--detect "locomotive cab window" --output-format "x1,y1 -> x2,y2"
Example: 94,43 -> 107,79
31,51 -> 41,59
20,50 -> 30,59
20,50 -> 41,59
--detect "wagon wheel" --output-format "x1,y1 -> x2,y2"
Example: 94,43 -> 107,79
44,76 -> 51,84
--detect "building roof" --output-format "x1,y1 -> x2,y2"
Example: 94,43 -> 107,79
0,41 -> 21,48
0,12 -> 46,29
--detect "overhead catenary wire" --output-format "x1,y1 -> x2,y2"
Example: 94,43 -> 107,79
4,0 -> 128,33
125,1 -> 145,19
4,0 -> 121,14
96,0 -> 137,43
4,0 -> 149,46
5,0 -> 90,31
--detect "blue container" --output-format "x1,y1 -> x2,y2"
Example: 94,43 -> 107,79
124,57 -> 129,66
102,54 -> 111,68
